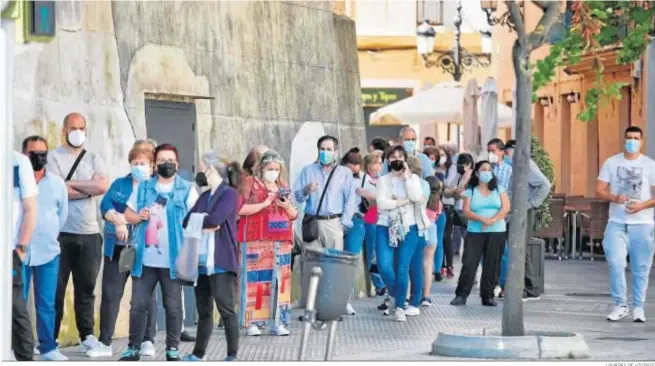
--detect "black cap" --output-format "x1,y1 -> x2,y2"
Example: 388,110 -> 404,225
503,140 -> 516,150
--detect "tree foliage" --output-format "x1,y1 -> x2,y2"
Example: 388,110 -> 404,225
531,1 -> 655,122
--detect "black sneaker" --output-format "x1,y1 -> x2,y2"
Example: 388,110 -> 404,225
217,319 -> 225,329
434,272 -> 443,282
482,298 -> 497,307
166,348 -> 180,361
450,296 -> 467,306
180,331 -> 196,342
119,346 -> 140,361
375,287 -> 388,296
523,293 -> 541,302
377,297 -> 390,311
420,297 -> 433,307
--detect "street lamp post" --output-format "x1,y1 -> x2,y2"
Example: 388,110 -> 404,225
416,0 -> 490,82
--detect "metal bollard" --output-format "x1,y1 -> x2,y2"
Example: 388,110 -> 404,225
298,266 -> 322,361
324,320 -> 338,360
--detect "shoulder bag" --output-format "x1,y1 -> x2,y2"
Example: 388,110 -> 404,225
452,187 -> 472,228
118,225 -> 138,273
358,175 -> 370,214
301,167 -> 337,243
65,149 -> 87,181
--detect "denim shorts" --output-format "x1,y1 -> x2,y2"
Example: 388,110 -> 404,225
425,224 -> 437,247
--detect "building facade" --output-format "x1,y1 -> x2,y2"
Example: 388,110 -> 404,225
492,0 -> 648,197
14,0 -> 364,345
333,0 -> 495,144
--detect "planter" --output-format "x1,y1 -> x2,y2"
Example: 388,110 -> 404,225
431,330 -> 591,360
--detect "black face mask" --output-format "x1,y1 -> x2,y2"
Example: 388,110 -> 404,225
456,164 -> 466,174
157,162 -> 177,178
195,172 -> 208,187
28,151 -> 48,171
389,160 -> 404,171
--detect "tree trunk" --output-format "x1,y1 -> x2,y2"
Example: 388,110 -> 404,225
502,38 -> 532,337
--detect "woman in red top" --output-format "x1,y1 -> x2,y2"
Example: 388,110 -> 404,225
237,151 -> 298,337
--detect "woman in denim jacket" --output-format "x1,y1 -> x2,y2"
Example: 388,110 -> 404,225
88,143 -> 158,358
120,143 -> 199,361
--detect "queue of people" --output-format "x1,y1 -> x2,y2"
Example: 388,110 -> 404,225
9,114 -> 654,361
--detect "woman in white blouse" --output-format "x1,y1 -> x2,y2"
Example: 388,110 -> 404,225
375,145 -> 430,322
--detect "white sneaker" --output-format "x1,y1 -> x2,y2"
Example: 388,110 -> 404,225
394,307 -> 406,322
405,305 -> 420,317
41,349 -> 69,361
633,307 -> 646,323
79,335 -> 99,353
270,324 -> 290,336
140,341 -> 156,357
86,342 -> 112,358
345,302 -> 356,315
607,306 -> 630,322
246,325 -> 262,336
34,346 -> 40,355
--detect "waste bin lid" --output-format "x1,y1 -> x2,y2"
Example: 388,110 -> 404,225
305,247 -> 357,259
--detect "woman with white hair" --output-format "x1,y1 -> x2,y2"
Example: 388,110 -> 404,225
181,151 -> 242,361
237,151 -> 298,337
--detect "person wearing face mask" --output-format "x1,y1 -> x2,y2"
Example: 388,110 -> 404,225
120,143 -> 198,361
360,152 -> 386,296
375,146 -> 430,322
86,144 -> 158,358
451,161 -> 509,307
596,126 -> 655,323
381,127 -> 434,179
294,135 -> 357,252
487,138 -> 512,192
47,113 -> 109,351
19,136 -> 68,361
232,151 -> 298,338
180,152 -> 244,361
441,153 -> 474,278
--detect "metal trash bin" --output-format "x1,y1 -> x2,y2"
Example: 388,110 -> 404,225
527,237 -> 546,294
300,247 -> 358,322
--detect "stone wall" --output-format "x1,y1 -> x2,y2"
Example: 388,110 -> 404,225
14,1 -> 365,346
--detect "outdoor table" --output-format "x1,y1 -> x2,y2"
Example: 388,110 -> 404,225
564,204 -> 591,259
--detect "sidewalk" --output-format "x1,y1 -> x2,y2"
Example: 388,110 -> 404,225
59,260 -> 655,361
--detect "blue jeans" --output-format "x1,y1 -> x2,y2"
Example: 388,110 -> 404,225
603,222 -> 655,308
376,225 -> 422,307
434,211 -> 446,273
364,223 -> 386,291
23,256 -> 60,354
344,215 -> 366,255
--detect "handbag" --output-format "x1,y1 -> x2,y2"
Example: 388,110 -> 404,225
301,167 -> 337,243
452,188 -> 472,228
118,225 -> 138,273
358,175 -> 370,214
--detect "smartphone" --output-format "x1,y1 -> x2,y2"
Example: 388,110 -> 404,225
279,187 -> 291,200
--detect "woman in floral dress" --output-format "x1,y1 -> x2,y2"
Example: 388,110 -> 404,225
237,151 -> 298,336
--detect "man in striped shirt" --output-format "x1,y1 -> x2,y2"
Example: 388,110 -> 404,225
487,138 -> 513,194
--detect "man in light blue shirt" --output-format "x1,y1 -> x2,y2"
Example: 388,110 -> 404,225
382,127 -> 434,179
294,135 -> 357,250
22,136 -> 69,361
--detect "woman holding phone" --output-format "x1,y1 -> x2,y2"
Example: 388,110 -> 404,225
237,151 -> 298,337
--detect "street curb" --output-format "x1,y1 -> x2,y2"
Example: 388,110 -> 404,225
431,331 -> 592,360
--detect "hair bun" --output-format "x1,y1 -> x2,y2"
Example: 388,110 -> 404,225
349,147 -> 360,154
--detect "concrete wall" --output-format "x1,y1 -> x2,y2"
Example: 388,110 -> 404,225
14,0 -> 365,345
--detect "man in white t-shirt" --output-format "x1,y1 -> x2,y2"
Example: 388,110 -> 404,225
596,126 -> 655,323
12,151 -> 38,361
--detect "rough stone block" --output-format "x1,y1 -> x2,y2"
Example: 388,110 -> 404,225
538,332 -> 591,359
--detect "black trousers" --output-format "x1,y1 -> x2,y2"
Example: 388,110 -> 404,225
99,246 -> 157,346
54,233 -> 103,340
12,250 -> 34,361
192,273 -> 239,359
129,266 -> 182,350
442,205 -> 456,269
455,232 -> 505,299
523,209 -> 540,296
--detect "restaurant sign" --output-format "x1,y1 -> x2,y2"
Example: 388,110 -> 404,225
361,88 -> 411,107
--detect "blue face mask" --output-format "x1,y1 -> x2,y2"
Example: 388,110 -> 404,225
479,171 -> 493,184
402,141 -> 416,153
625,139 -> 641,154
131,165 -> 151,182
319,150 -> 335,165
503,155 -> 512,165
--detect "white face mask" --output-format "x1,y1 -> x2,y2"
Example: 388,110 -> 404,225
67,130 -> 86,148
488,152 -> 499,164
438,156 -> 447,166
263,170 -> 279,183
